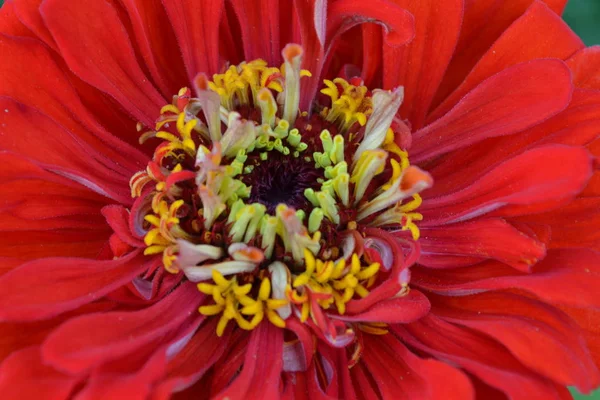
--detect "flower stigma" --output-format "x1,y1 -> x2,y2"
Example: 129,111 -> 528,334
130,44 -> 433,339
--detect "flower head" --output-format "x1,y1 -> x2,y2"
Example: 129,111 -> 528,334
131,52 -> 432,341
0,0 -> 599,399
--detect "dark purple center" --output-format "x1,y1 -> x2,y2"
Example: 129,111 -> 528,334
242,152 -> 322,214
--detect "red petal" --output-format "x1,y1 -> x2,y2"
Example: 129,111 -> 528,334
76,348 -> 168,400
102,205 -> 144,248
0,229 -> 110,264
413,249 -> 600,309
308,343 -> 355,398
42,282 -> 202,374
0,301 -> 115,364
335,290 -> 430,323
0,152 -> 110,230
282,371 -> 311,400
208,329 -> 249,395
0,34 -> 148,175
0,250 -> 147,321
215,322 -> 283,399
0,2 -> 36,39
0,157 -> 111,262
0,97 -> 133,203
154,318 -> 230,396
412,60 -> 573,163
326,0 -> 414,48
421,145 -> 592,225
12,0 -> 57,50
294,0 -> 326,110
560,306 -> 600,371
120,0 -> 188,97
348,364 -> 382,400
361,333 -> 474,399
229,0 -> 281,65
427,89 -> 600,198
397,315 -> 568,399
360,24 -> 383,87
432,292 -> 600,391
433,0 -> 568,107
0,347 -> 79,400
40,0 -> 166,126
430,1 -> 583,121
419,219 -> 546,271
514,197 -> 600,251
162,0 -> 224,81
567,46 -> 600,90
284,318 -> 315,372
383,0 -> 462,129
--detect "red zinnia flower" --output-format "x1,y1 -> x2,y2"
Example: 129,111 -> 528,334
0,0 -> 599,399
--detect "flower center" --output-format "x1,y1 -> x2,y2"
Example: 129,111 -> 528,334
129,44 -> 433,339
242,151 -> 322,214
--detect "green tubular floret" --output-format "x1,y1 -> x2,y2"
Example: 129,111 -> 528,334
286,128 -> 302,147
273,119 -> 290,138
304,188 -> 319,206
308,208 -> 324,233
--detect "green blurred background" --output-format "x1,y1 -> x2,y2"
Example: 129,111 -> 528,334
0,0 -> 597,398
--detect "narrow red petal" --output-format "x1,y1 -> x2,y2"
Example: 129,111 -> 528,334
397,315 -> 568,399
412,60 -> 573,163
0,347 -> 79,400
432,292 -> 600,391
75,345 -> 168,400
335,290 -> 430,324
40,0 -> 166,127
361,333 -> 474,399
154,318 -> 231,396
427,89 -> 600,197
42,282 -> 202,374
162,0 -> 224,81
419,219 -> 546,271
514,198 -> 600,251
120,0 -> 188,97
430,1 -> 583,121
230,0 -> 281,65
567,46 -> 600,90
0,34 -> 148,174
0,2 -> 36,39
433,0 -> 568,107
326,0 -> 414,48
12,0 -> 57,50
421,145 -> 592,225
0,97 -> 133,203
0,250 -> 146,321
413,249 -> 600,309
360,23 -> 383,87
294,0 -> 326,110
102,205 -> 144,248
215,322 -> 283,399
383,0 -> 463,129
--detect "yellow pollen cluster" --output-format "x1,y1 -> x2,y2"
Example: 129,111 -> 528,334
143,199 -> 189,271
198,270 -> 288,336
209,59 -> 311,111
291,250 -> 380,319
321,78 -> 373,131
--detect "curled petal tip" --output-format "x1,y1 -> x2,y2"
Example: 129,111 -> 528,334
282,43 -> 304,62
401,166 -> 433,193
193,72 -> 210,92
